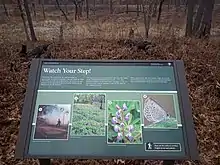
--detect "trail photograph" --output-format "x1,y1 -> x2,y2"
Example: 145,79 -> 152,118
34,104 -> 71,140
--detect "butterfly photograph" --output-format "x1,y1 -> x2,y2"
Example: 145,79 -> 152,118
142,94 -> 179,129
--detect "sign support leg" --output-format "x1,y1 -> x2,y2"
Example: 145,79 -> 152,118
38,159 -> 51,165
163,160 -> 175,165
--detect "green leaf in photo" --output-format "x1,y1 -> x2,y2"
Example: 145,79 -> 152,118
131,118 -> 140,125
128,113 -> 133,125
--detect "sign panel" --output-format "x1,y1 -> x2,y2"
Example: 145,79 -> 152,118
15,59 -> 199,161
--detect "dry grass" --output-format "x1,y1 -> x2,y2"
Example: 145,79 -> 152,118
1,35 -> 220,165
0,5 -> 220,165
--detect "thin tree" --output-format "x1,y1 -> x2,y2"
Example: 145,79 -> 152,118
184,0 -> 188,14
59,24 -> 64,43
175,0 -> 180,12
152,0 -> 158,17
23,0 -> 37,41
65,0 -> 69,15
55,0 -> 69,21
142,0 -> 147,38
17,0 -> 30,41
126,0 -> 128,14
109,0 -> 113,14
168,0 -> 170,11
78,1 -> 83,17
197,0 -> 215,38
86,0 -> 89,18
187,0 -> 215,38
1,0 -> 9,17
136,0 -> 140,16
100,95 -> 104,110
185,0 -> 196,36
192,0 -> 205,34
73,0 -> 79,20
146,0 -> 154,38
32,2 -> 36,19
142,0 -> 154,39
93,0 -> 96,15
157,0 -> 165,24
73,0 -> 84,20
41,0 -> 46,19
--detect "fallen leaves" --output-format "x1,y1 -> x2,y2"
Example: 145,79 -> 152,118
0,36 -> 219,165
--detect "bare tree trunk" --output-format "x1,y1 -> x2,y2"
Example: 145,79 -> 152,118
109,0 -> 113,14
185,0 -> 196,36
136,0 -> 140,16
55,0 -> 69,21
147,1 -> 154,38
168,0 -> 170,11
2,0 -> 9,17
41,0 -> 46,19
181,0 -> 186,5
175,0 -> 180,12
157,0 -> 165,24
17,0 -> 30,41
54,0 -> 59,10
93,0 -> 96,15
32,3 -> 36,19
197,0 -> 215,38
192,0 -> 205,34
86,0 -> 89,18
141,3 -> 144,13
184,0 -> 188,14
142,0 -> 147,38
143,0 -> 153,39
78,3 -> 83,17
74,3 -> 78,20
152,0 -> 158,17
59,24 -> 64,43
65,3 -> 68,15
126,0 -> 128,14
23,0 -> 37,41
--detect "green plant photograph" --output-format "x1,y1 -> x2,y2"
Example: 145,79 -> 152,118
107,100 -> 142,144
70,93 -> 106,136
147,118 -> 178,128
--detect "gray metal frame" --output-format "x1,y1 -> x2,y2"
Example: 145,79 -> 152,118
15,59 -> 199,161
175,61 -> 199,160
15,59 -> 41,159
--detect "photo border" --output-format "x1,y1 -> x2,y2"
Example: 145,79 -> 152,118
106,99 -> 143,145
32,104 -> 72,141
70,92 -> 107,137
141,93 -> 180,129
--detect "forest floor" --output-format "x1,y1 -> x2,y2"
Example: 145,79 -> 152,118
0,6 -> 220,165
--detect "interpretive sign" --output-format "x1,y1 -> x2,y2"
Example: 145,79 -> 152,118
15,59 -> 199,164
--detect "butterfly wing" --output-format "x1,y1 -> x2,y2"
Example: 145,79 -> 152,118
144,97 -> 156,123
144,97 -> 167,123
